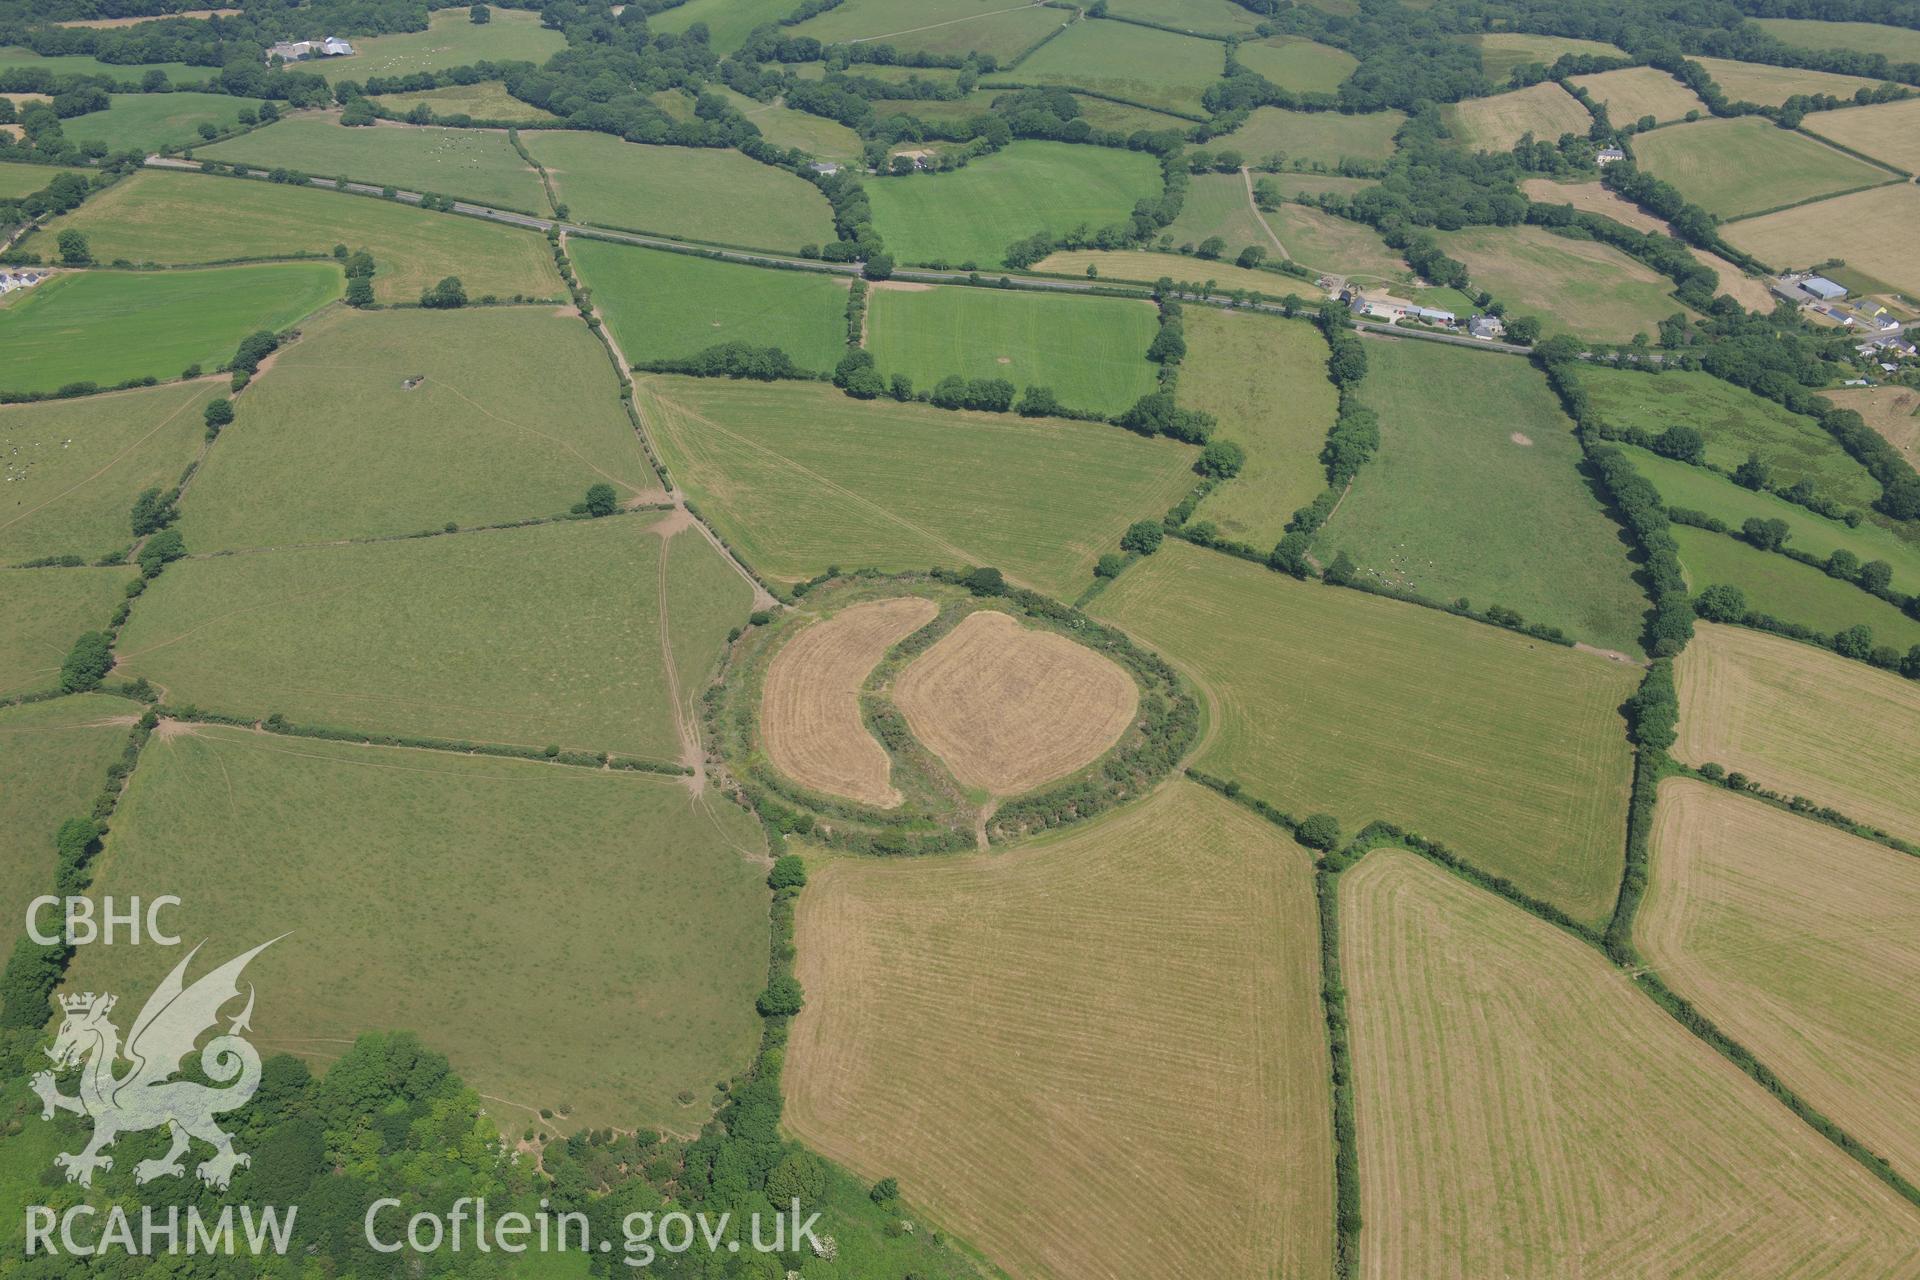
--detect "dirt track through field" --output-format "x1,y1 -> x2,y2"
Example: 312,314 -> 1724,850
893,610 -> 1137,794
761,596 -> 939,807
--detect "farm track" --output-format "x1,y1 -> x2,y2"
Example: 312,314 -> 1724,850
139,158 -> 1535,356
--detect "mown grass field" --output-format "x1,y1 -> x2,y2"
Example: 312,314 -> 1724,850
714,86 -> 864,160
1568,66 -> 1705,124
199,115 -> 548,213
1317,338 -> 1650,654
1217,106 -> 1403,168
179,307 -> 658,550
521,131 -> 835,249
1343,848 -> 1920,1279
1471,31 -> 1622,83
308,8 -> 563,82
1069,92 -> 1194,134
1164,171 -> 1273,253
1433,224 -> 1684,342
639,375 -> 1198,599
1094,542 -> 1638,924
0,264 -> 340,395
1443,81 -> 1591,151
28,169 -> 562,303
1619,443 -> 1920,595
864,284 -> 1159,416
0,567 -> 137,699
1103,0 -> 1263,36
370,80 -> 557,122
1031,248 -> 1297,294
787,781 -> 1334,1280
572,239 -> 848,372
59,92 -> 253,153
1632,117 -> 1890,219
1183,307 -> 1333,546
0,380 -> 216,564
1803,97 -> 1920,176
1575,366 -> 1882,508
789,0 -> 1065,62
1755,16 -> 1920,64
1674,622 -> 1920,842
0,693 -> 133,948
865,139 -> 1161,266
0,162 -> 83,198
116,513 -> 749,759
1675,525 -> 1920,648
1264,200 -> 1407,279
1724,182 -> 1920,297
1640,778 -> 1920,1182
1691,55 -> 1884,107
1011,19 -> 1226,117
0,46 -> 212,83
70,723 -> 768,1130
649,0 -> 799,54
1236,36 -> 1355,94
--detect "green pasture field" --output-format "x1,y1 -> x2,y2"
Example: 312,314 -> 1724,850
638,374 -> 1199,598
70,723 -> 768,1130
1724,182 -> 1920,298
863,284 -> 1159,416
650,88 -> 697,121
571,238 -> 849,372
0,693 -> 132,946
1315,337 -> 1650,655
178,307 -> 658,551
521,131 -> 835,249
199,115 -> 548,213
115,512 -> 752,758
1675,525 -> 1920,648
0,568 -> 137,699
1755,16 -> 1920,64
0,46 -> 213,84
1217,106 -> 1403,168
715,86 -> 864,160
0,163 -> 85,199
1103,0 -> 1263,36
1691,55 -> 1885,108
1030,248 -> 1301,295
1632,116 -> 1890,219
1803,96 -> 1920,175
1471,32 -> 1623,83
1184,307 -> 1334,546
0,264 -> 340,396
787,0 -> 1066,62
866,91 -> 995,125
1263,200 -> 1407,279
1010,19 -> 1226,117
1573,366 -> 1882,510
1164,171 -> 1270,254
1093,542 -> 1638,924
27,169 -> 562,304
308,9 -> 564,82
370,80 -> 557,122
864,139 -> 1161,266
650,0 -> 799,54
1442,81 -> 1592,152
1234,37 -> 1356,94
1068,93 -> 1195,134
59,92 -> 254,153
1618,442 -> 1920,595
1433,224 -> 1685,342
0,380 -> 216,564
1567,66 -> 1706,125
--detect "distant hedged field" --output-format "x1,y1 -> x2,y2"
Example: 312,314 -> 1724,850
2,0 -> 1920,1273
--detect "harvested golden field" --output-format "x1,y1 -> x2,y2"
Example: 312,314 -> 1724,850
1343,849 -> 1920,1279
1724,182 -> 1920,297
1640,778 -> 1920,1181
1522,177 -> 1667,232
894,609 -> 1137,795
787,780 -> 1334,1280
1674,622 -> 1920,842
1827,385 -> 1920,463
1443,82 -> 1591,152
761,595 -> 938,807
1570,66 -> 1706,123
1802,96 -> 1920,175
1692,55 -> 1886,108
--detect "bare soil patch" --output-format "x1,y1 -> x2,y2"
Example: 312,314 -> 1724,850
867,279 -> 935,292
761,596 -> 939,807
893,609 -> 1137,795
1509,431 -> 1533,446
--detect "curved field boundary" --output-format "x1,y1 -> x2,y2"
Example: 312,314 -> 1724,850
762,596 -> 939,807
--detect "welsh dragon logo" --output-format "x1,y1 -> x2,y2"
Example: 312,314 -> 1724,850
30,938 -> 280,1190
